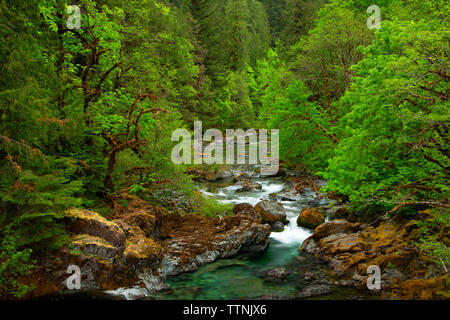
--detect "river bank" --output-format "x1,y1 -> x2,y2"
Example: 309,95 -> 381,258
21,165 -> 448,300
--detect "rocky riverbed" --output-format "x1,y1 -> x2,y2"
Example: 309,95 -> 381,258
25,166 -> 448,300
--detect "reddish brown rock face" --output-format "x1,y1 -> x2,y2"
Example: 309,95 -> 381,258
297,208 -> 325,230
313,220 -> 361,240
254,200 -> 287,225
158,205 -> 271,275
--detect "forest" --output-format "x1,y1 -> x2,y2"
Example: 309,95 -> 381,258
0,0 -> 448,300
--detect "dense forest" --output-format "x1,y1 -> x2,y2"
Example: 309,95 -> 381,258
0,0 -> 448,299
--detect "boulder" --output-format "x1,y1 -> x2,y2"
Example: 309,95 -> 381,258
301,219 -> 423,289
271,222 -> 285,232
275,189 -> 300,201
157,203 -> 270,275
233,173 -> 252,182
260,167 -> 286,178
65,209 -> 126,248
71,234 -> 119,261
255,200 -> 287,224
264,268 -> 290,279
23,200 -> 272,299
235,180 -> 263,192
232,203 -> 262,222
297,208 -> 325,229
313,219 -> 361,240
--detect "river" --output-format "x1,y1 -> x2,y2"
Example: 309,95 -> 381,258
155,167 -> 375,300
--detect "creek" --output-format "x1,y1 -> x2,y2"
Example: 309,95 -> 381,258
156,167 -> 376,300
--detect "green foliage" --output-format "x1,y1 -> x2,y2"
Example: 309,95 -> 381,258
0,0 -> 449,298
130,184 -> 145,196
0,227 -> 36,298
417,235 -> 450,270
279,0 -> 325,47
262,80 -> 336,171
324,17 -> 449,209
192,192 -> 234,218
415,210 -> 450,270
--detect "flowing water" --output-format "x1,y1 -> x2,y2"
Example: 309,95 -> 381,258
156,168 -> 346,300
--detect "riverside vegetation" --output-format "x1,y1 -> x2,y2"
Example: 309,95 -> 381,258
0,0 -> 448,299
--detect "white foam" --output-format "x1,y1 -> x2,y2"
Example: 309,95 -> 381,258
201,177 -> 314,246
269,217 -> 312,245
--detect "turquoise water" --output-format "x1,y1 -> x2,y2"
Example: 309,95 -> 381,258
155,169 -> 378,300
157,169 -> 317,300
157,239 -> 303,300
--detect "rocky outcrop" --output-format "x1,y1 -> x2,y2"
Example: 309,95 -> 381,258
297,208 -> 325,229
157,207 -> 270,275
26,197 -> 271,299
312,219 -> 361,239
300,215 -> 449,299
255,200 -> 287,225
381,276 -> 449,300
66,209 -> 126,248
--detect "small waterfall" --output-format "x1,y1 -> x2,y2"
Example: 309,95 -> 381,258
201,174 -> 313,246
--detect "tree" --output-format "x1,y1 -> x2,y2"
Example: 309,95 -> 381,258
325,17 -> 449,211
280,0 -> 325,48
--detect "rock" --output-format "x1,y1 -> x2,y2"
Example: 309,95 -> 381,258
295,285 -> 332,299
303,272 -> 315,281
299,210 -> 450,299
352,272 -> 365,282
233,173 -> 251,182
65,209 -> 126,248
123,238 -> 162,265
26,196 -> 272,299
260,167 -> 286,178
71,234 -> 119,261
318,233 -> 365,255
271,222 -> 285,232
232,203 -> 262,222
265,268 -> 290,279
334,279 -> 357,287
235,180 -> 263,192
323,204 -> 357,222
187,168 -> 226,182
276,190 -> 299,201
313,219 -> 361,240
104,286 -> 150,300
301,218 -> 426,291
306,197 -> 331,208
292,177 -> 321,194
381,268 -> 406,286
157,204 -> 270,275
297,208 -> 325,229
254,200 -> 287,225
382,276 -> 449,300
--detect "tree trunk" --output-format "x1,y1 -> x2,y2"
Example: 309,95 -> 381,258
104,150 -> 118,190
